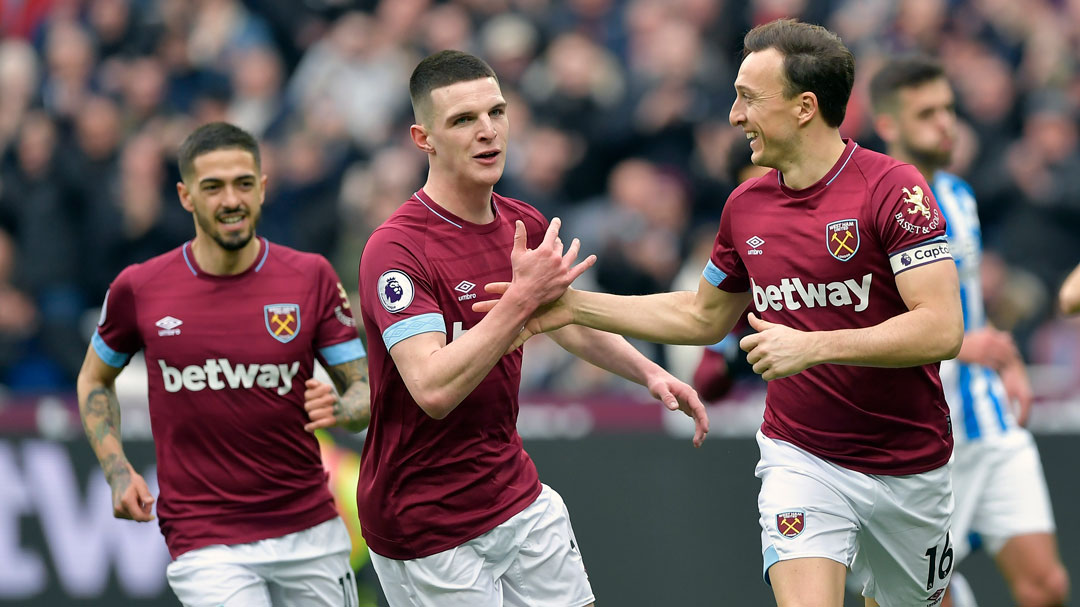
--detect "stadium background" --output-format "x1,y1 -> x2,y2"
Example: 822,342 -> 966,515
1,0 -> 1079,605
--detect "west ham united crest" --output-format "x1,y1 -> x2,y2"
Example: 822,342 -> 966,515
826,219 -> 860,261
776,510 -> 805,538
265,303 -> 301,343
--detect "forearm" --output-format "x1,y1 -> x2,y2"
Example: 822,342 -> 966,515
550,325 -> 664,386
406,290 -> 540,416
327,358 -> 371,432
77,379 -> 131,484
572,290 -> 729,345
811,307 -> 962,368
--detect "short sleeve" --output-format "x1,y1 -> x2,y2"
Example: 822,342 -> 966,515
93,270 -> 142,368
706,203 -> 750,293
311,256 -> 366,366
872,165 -> 954,276
359,229 -> 445,351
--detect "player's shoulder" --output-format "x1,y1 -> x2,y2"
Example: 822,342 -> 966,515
724,169 -> 778,212
369,196 -> 430,242
848,146 -> 928,202
493,192 -> 547,229
849,143 -> 917,180
113,243 -> 190,287
264,240 -> 334,276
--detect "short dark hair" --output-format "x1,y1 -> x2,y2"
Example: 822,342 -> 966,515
743,19 -> 855,128
409,50 -> 498,124
869,55 -> 946,115
177,122 -> 260,182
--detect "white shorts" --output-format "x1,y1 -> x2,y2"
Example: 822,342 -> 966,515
166,517 -> 357,607
756,431 -> 954,607
951,430 -> 1055,560
369,484 -> 594,607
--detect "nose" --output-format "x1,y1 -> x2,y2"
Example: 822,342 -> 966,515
222,184 -> 243,209
729,97 -> 745,127
477,114 -> 497,141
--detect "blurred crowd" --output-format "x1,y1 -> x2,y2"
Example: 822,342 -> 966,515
1,0 -> 1079,396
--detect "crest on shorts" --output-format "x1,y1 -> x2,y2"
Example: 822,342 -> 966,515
776,510 -> 805,538
264,303 -> 301,343
826,219 -> 859,261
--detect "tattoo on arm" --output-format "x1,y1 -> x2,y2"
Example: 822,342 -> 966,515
327,358 -> 371,432
80,385 -> 131,488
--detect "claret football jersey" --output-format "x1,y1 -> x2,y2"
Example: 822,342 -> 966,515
93,238 -> 366,558
707,139 -> 955,474
357,189 -> 544,560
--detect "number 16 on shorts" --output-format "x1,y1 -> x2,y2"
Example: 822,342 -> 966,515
924,531 -> 953,591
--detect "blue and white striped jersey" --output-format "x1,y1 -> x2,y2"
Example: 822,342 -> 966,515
933,171 -> 1018,444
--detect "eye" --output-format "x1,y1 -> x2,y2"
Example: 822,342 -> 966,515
454,116 -> 471,125
490,108 -> 504,117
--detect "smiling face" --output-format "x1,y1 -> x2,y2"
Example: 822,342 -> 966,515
177,148 -> 266,252
729,48 -> 803,170
416,76 -> 508,189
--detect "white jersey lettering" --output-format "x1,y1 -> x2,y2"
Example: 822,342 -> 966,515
159,359 -> 300,395
752,273 -> 872,313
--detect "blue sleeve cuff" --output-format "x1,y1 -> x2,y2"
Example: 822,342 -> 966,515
382,313 -> 445,350
703,259 -> 728,287
92,331 -> 132,368
319,338 -> 366,365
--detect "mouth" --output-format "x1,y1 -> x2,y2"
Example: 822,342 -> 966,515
217,212 -> 248,232
473,150 -> 501,164
745,131 -> 759,144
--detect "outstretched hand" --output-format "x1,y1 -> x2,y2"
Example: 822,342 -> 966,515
470,218 -> 594,353
647,373 -> 709,448
473,281 -> 575,353
509,218 -> 595,307
739,313 -> 818,381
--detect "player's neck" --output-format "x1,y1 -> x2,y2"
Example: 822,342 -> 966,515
779,132 -> 847,191
190,235 -> 261,276
422,175 -> 496,225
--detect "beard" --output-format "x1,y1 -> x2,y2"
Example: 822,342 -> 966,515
904,140 -> 952,172
193,205 -> 259,251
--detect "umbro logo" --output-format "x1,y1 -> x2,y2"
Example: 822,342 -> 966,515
156,316 -> 182,336
746,235 -> 765,256
455,280 -> 477,302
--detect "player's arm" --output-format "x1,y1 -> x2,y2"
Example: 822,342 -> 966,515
547,325 -> 709,447
392,219 -> 594,420
739,261 -> 962,380
1060,262 -> 1080,315
390,290 -> 553,419
76,346 -> 155,522
303,357 -> 370,433
826,260 -> 963,365
481,276 -> 751,349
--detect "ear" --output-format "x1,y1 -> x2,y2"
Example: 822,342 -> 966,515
260,174 -> 268,204
873,113 -> 898,144
796,92 -> 819,126
410,124 -> 435,154
177,181 -> 194,212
